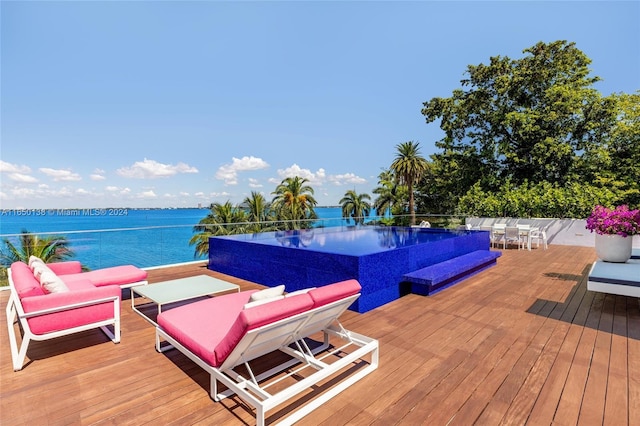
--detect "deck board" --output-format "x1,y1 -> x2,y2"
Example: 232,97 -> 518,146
2,245 -> 640,425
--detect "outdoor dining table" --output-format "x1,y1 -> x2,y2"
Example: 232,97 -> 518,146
487,224 -> 538,250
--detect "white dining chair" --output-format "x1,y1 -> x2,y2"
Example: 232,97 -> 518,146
517,224 -> 532,250
530,228 -> 548,249
492,224 -> 507,248
504,226 -> 522,250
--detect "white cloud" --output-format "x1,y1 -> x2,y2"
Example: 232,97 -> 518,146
90,169 -> 106,180
9,187 -> 38,198
117,158 -> 198,179
137,190 -> 157,199
248,178 -> 262,188
0,161 -> 31,174
328,172 -> 367,186
210,191 -> 232,198
7,173 -> 38,183
215,156 -> 269,185
39,167 -> 82,182
105,186 -> 131,196
276,164 -> 326,186
1,161 -> 38,183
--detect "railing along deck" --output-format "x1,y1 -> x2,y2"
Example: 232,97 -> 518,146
1,245 -> 639,425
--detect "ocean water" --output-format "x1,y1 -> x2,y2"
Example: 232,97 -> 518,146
0,207 -> 368,269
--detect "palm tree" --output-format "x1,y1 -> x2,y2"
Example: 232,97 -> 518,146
241,191 -> 277,233
373,169 -> 407,214
390,141 -> 429,225
189,201 -> 249,258
339,190 -> 372,226
0,229 -> 74,267
373,169 -> 408,225
271,176 -> 318,230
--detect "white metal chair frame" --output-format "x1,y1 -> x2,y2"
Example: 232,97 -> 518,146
6,269 -> 121,371
529,229 -> 548,249
156,293 -> 379,426
492,224 -> 507,248
516,224 -> 532,250
503,226 -> 523,250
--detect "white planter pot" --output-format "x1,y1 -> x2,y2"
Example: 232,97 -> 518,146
595,233 -> 633,263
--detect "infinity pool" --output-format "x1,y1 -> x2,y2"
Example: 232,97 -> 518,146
208,226 -> 491,313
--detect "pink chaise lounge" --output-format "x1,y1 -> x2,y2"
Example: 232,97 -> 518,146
156,279 -> 379,426
6,260 -> 147,371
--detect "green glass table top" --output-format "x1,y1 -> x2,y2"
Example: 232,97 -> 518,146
133,275 -> 239,305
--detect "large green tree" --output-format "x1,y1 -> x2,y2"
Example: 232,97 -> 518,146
271,176 -> 318,230
390,141 -> 428,225
575,91 -> 640,207
339,190 -> 372,226
421,40 -> 626,214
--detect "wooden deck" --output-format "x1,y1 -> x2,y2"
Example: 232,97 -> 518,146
2,245 -> 639,425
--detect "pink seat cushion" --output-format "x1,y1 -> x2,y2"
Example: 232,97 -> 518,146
60,276 -> 101,291
158,291 -> 256,367
63,265 -> 147,287
308,279 -> 361,308
47,261 -> 82,275
20,285 -> 120,334
158,291 -> 314,367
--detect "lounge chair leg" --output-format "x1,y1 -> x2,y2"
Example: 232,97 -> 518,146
210,374 -> 218,401
6,296 -> 27,371
256,406 -> 265,426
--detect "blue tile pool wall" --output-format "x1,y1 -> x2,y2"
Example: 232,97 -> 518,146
208,228 -> 492,313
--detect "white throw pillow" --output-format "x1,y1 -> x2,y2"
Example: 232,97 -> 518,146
285,287 -> 315,297
39,270 -> 70,294
248,285 -> 285,302
32,262 -> 52,280
28,255 -> 45,270
243,295 -> 285,310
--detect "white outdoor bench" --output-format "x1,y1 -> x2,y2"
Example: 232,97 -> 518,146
587,258 -> 640,297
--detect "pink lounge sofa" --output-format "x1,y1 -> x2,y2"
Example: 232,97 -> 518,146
156,279 -> 379,426
6,260 -> 147,371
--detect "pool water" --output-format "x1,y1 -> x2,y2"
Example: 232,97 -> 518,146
221,226 -> 461,256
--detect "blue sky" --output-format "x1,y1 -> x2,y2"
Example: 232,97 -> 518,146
1,1 -> 638,209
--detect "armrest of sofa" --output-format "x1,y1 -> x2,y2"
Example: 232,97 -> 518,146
19,285 -> 120,315
18,284 -> 121,336
47,261 -> 82,275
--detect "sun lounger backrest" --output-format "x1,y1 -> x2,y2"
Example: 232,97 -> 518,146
218,280 -> 362,371
292,294 -> 359,339
307,279 -> 361,308
215,293 -> 314,368
295,279 -> 361,336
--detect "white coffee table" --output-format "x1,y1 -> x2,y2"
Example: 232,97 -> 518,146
131,275 -> 240,324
